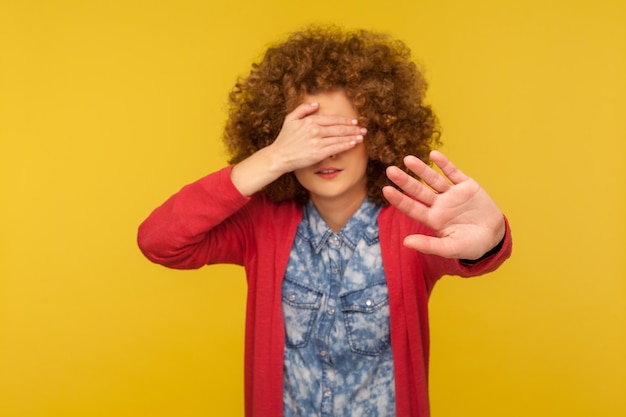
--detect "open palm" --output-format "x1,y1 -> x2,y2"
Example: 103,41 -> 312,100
383,151 -> 506,260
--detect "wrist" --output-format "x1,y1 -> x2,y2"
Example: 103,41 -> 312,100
460,228 -> 506,265
230,147 -> 286,196
262,144 -> 293,177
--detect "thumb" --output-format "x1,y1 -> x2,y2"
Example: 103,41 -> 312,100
403,234 -> 456,258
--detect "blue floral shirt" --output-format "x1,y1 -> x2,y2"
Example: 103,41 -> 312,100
282,199 -> 396,416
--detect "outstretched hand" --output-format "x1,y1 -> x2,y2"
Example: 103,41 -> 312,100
382,151 -> 505,260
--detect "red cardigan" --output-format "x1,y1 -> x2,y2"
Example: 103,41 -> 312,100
138,166 -> 512,417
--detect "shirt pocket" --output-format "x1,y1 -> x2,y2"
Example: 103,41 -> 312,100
340,282 -> 391,356
282,279 -> 323,348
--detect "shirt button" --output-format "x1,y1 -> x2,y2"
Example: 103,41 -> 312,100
324,390 -> 332,398
365,299 -> 373,307
320,350 -> 327,357
331,267 -> 339,274
288,294 -> 296,301
328,308 -> 335,315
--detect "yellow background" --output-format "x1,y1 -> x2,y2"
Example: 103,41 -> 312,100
1,0 -> 624,416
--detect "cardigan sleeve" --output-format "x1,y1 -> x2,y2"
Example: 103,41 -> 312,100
137,165 -> 254,269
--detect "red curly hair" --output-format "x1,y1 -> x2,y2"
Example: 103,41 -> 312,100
223,26 -> 441,206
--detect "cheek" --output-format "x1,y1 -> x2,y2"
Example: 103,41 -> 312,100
293,170 -> 310,188
355,149 -> 369,174
349,143 -> 368,161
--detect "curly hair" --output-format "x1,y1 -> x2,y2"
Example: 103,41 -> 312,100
223,25 -> 441,206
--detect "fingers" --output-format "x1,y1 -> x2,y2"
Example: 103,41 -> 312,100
307,122 -> 365,159
272,102 -> 367,172
286,102 -> 365,141
383,151 -> 470,231
287,102 -> 359,128
382,184 -> 430,223
319,124 -> 367,143
403,155 -> 451,193
285,101 -> 321,121
385,165 -> 437,207
400,151 -> 470,194
429,151 -> 469,185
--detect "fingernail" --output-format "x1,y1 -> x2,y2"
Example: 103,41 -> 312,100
360,128 -> 367,134
311,102 -> 319,107
351,119 -> 358,125
356,135 -> 363,141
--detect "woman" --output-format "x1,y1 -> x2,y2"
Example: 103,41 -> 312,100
138,26 -> 512,417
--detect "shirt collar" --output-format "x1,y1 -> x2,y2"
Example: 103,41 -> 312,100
302,198 -> 381,254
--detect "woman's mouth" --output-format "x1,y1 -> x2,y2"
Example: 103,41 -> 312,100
315,167 -> 342,178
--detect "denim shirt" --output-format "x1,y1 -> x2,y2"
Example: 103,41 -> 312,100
282,199 -> 396,417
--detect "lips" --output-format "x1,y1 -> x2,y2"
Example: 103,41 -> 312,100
315,167 -> 342,178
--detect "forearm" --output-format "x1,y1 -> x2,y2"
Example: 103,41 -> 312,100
230,145 -> 287,196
